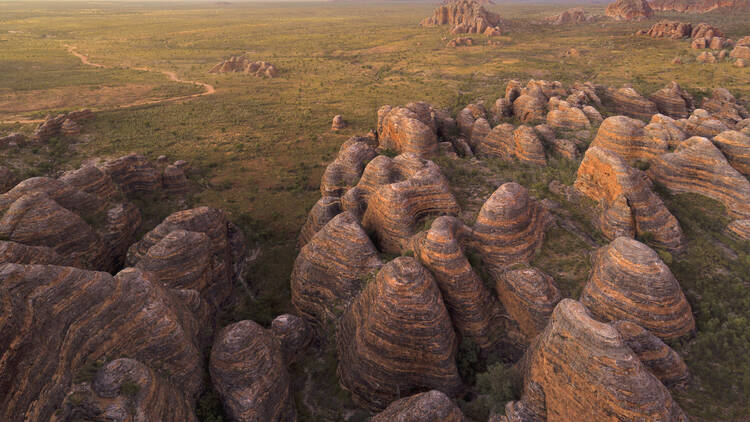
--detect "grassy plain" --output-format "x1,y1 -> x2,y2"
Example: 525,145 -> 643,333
1,1 -> 749,420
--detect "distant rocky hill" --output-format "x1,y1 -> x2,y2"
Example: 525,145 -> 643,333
421,0 -> 503,36
650,0 -> 750,12
606,0 -> 654,20
209,54 -> 278,77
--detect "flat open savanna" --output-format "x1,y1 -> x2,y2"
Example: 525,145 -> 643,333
1,1 -> 749,420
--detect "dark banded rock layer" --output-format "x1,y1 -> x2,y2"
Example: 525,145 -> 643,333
271,314 -> 313,365
0,176 -> 106,216
98,153 -> 160,196
512,125 -> 546,165
712,130 -> 750,176
337,257 -> 462,411
512,94 -> 547,123
457,103 -> 487,141
651,0 -> 750,13
495,267 -> 562,340
503,299 -> 688,421
291,212 -> 383,323
684,109 -> 730,138
370,390 -> 466,422
56,358 -> 198,422
726,219 -> 750,240
649,81 -> 694,119
575,146 -> 685,251
546,102 -> 591,130
580,237 -> 695,339
320,138 -> 377,197
613,320 -> 690,387
410,216 -> 497,351
0,240 -> 74,266
298,196 -> 341,247
378,105 -> 439,157
603,87 -> 658,120
477,123 -> 515,159
700,88 -> 749,128
0,264 -> 206,421
59,165 -> 119,201
210,320 -> 296,422
591,115 -> 667,163
473,182 -> 553,269
162,164 -> 189,195
647,136 -> 750,219
647,114 -> 687,149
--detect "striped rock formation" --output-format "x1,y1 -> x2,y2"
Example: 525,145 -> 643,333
358,154 -> 460,253
161,164 -> 188,195
712,130 -> 750,176
270,314 -> 313,365
320,137 -> 377,197
469,117 -> 491,152
98,153 -> 160,196
494,267 -> 562,340
0,176 -> 106,216
59,165 -> 119,201
298,196 -> 341,247
649,82 -> 695,119
591,115 -> 667,163
650,0 -> 750,13
370,390 -> 466,422
0,240 -> 74,266
647,136 -> 750,219
210,320 -> 296,422
644,20 -> 693,39
613,320 -> 690,387
410,216 -> 497,351
575,146 -> 685,252
378,105 -> 439,157
477,122 -> 515,159
546,101 -> 591,130
647,114 -> 687,148
512,93 -> 547,123
700,88 -> 750,127
502,299 -> 688,421
56,358 -> 198,422
544,8 -> 597,25
337,257 -> 462,411
472,182 -> 553,269
605,0 -> 654,20
0,264 -> 207,421
580,237 -> 695,340
209,55 -> 277,77
420,0 -> 502,35
291,212 -> 383,323
603,87 -> 658,121
684,109 -> 730,137
512,125 -> 547,165
32,110 -> 92,142
127,206 -> 246,307
457,102 -> 487,141
726,219 -> 750,240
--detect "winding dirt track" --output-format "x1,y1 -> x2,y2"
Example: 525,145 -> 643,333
0,45 -> 215,124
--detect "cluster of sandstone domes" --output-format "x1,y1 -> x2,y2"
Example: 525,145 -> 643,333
421,0 -> 503,36
544,8 -> 598,25
209,54 -> 278,77
605,0 -> 654,21
650,0 -> 750,13
32,109 -> 93,142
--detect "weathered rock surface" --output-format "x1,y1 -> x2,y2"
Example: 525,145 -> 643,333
495,267 -> 562,340
697,50 -> 717,63
447,36 -> 474,47
473,182 -> 553,269
337,257 -> 462,411
643,20 -> 693,38
59,165 -> 119,201
613,320 -> 690,387
605,0 -> 654,20
378,105 -> 439,157
575,146 -> 685,251
512,94 -> 547,123
726,219 -> 750,240
270,314 -> 313,365
161,164 -> 189,195
591,115 -> 667,163
477,122 -> 515,159
731,36 -> 750,59
331,114 -> 346,131
421,0 -> 502,35
503,299 -> 689,421
210,320 -> 296,422
649,81 -> 694,119
320,138 -> 377,197
651,0 -> 750,13
580,237 -> 695,339
371,390 -> 466,422
648,136 -> 750,219
647,114 -> 687,148
684,109 -> 730,137
512,125 -> 547,165
209,55 -> 278,77
298,196 -> 341,247
0,133 -> 26,148
457,102 -> 487,141
33,109 -> 92,142
603,87 -> 659,121
291,212 -> 383,323
700,88 -> 750,127
545,8 -> 597,25
546,101 -> 591,130
713,130 -> 750,176
98,153 -> 160,196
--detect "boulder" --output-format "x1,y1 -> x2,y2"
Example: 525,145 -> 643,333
697,51 -> 716,63
98,153 -> 160,196
684,109 -> 730,137
457,102 -> 487,140
161,164 -> 188,195
337,257 -> 462,411
647,114 -> 687,148
546,102 -> 591,130
648,136 -> 750,219
209,55 -> 277,77
603,87 -> 659,121
649,81 -> 694,119
512,125 -> 547,165
605,0 -> 654,20
210,320 -> 295,422
700,88 -> 749,127
477,122 -> 515,159
712,130 -> 750,176
370,390 -> 466,422
0,132 -> 26,147
495,267 -> 562,340
512,94 -> 547,123
378,105 -> 439,157
644,20 -> 693,39
591,115 -> 667,163
580,237 -> 695,340
331,114 -> 346,131
446,37 -> 474,47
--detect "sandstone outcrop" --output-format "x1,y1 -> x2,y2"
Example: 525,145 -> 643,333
336,257 -> 462,411
98,153 -> 160,196
544,8 -> 596,25
298,196 -> 341,247
575,146 -> 685,251
648,136 -> 750,219
472,182 -> 553,269
495,267 -> 562,340
209,55 -> 277,77
648,113 -> 687,148
651,0 -> 750,13
59,165 -> 118,201
457,102 -> 487,141
512,125 -> 547,165
371,390 -> 466,422
161,164 -> 188,195
580,237 -> 695,339
605,0 -> 654,20
32,109 -> 93,142
712,130 -> 750,176
421,0 -> 502,35
697,51 -> 717,63
210,320 -> 296,422
649,81 -> 694,119
503,299 -> 688,421
271,314 -> 313,364
512,93 -> 547,123
700,88 -> 749,127
0,132 -> 26,147
378,104 -> 439,157
603,87 -> 658,121
546,101 -> 591,130
684,109 -> 730,137
331,114 -> 346,130
320,137 -> 376,197
291,212 -> 383,323
726,219 -> 750,240
643,20 -> 693,38
731,36 -> 750,59
591,115 -> 667,163
613,320 -> 690,387
477,122 -> 515,159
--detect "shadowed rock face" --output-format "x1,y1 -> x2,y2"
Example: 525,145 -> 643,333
298,196 -> 341,247
210,320 -> 296,422
650,0 -> 750,13
613,320 -> 690,387
98,153 -> 160,196
0,265 -> 206,421
271,314 -> 313,365
0,176 -> 107,216
503,299 -> 688,421
59,165 -> 119,201
495,267 -> 562,340
580,237 -> 695,340
647,136 -> 750,219
457,102 -> 487,141
700,88 -> 750,127
0,240 -> 74,266
644,20 -> 694,39
162,164 -> 188,195
371,390 -> 466,422
337,257 -> 462,411
713,130 -> 750,176
604,87 -> 658,120
320,138 -> 377,197
473,182 -> 553,269
575,146 -> 685,252
591,115 -> 667,163
291,212 -> 383,324
359,154 -> 460,254
378,105 -> 439,157
56,358 -> 198,422
605,0 -> 654,20
421,0 -> 502,35
649,82 -> 694,119
410,216 -> 497,351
